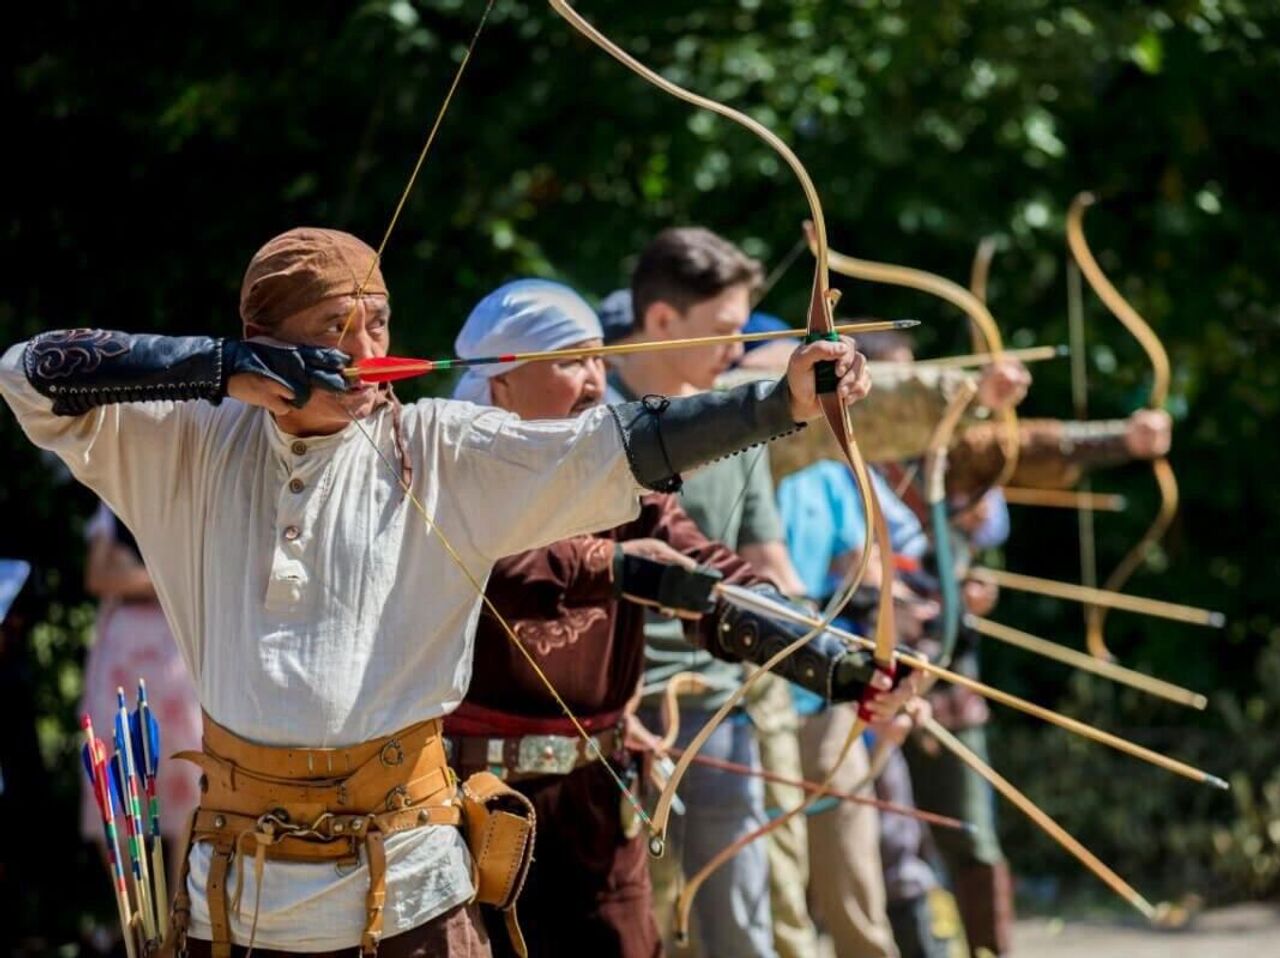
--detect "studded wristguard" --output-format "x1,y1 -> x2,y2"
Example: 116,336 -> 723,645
609,379 -> 804,493
713,584 -> 884,704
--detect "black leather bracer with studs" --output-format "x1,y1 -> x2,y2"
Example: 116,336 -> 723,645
711,584 -> 881,704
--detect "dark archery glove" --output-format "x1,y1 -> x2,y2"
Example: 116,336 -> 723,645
23,328 -> 349,415
615,546 -> 724,620
227,339 -> 349,409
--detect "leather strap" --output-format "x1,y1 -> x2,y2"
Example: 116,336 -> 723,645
362,832 -> 388,956
205,838 -> 235,958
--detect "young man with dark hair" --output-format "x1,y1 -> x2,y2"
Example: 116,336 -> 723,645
610,226 -> 820,958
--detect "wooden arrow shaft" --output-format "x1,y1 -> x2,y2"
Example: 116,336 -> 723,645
1000,487 -> 1128,512
920,717 -> 1157,921
967,615 -> 1207,709
713,583 -> 1227,789
345,318 -> 918,379
970,567 -> 1224,628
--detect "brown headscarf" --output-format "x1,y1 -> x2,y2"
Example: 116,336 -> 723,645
239,227 -> 388,329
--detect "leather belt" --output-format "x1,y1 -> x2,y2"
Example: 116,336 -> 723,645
447,724 -> 625,782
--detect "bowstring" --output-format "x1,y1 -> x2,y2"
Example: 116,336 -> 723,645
337,0 -> 498,347
709,234 -> 809,548
329,0 -> 653,833
349,412 -> 654,830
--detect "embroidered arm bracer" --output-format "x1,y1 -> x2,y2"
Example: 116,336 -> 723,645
712,584 -> 911,704
608,379 -> 803,493
23,329 -> 348,415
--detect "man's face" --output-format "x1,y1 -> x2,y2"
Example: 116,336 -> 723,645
489,339 -> 606,420
246,293 -> 390,435
648,282 -> 752,390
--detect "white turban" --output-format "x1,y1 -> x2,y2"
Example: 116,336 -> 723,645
452,279 -> 603,405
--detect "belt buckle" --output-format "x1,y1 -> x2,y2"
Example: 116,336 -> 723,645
516,735 -> 579,776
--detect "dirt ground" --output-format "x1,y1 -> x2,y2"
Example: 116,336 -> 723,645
1012,903 -> 1280,957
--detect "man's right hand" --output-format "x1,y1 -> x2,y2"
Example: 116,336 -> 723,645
1125,408 -> 1172,459
976,358 -> 1031,412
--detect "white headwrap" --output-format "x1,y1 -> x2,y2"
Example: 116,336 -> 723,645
452,279 -> 603,405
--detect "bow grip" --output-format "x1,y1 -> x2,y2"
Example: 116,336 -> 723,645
856,660 -> 900,723
805,331 -> 840,394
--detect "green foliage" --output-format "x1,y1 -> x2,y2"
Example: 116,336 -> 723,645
4,0 -> 1280,940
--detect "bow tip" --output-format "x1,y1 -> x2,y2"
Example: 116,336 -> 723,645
1207,612 -> 1227,629
1205,774 -> 1230,792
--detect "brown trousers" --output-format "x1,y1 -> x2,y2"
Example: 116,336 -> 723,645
183,902 -> 492,958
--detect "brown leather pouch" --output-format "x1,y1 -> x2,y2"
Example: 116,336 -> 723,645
459,771 -> 536,958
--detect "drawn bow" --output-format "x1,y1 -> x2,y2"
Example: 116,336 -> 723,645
542,3 -> 899,874
1066,192 -> 1179,662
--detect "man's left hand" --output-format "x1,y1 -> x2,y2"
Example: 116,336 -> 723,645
785,335 -> 871,422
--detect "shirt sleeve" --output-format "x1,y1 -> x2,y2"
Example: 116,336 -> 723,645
736,447 -> 784,546
85,500 -> 114,542
870,469 -> 928,558
431,400 -> 643,561
492,536 -> 618,610
946,417 -> 1132,497
777,462 -> 866,599
0,342 -> 202,539
643,494 -> 768,654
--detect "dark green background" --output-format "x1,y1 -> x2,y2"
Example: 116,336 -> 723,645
3,1 -> 1278,947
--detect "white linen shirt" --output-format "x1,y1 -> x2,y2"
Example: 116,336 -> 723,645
0,342 -> 642,949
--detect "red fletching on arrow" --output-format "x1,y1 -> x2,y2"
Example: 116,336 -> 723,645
81,714 -> 113,818
350,356 -> 437,384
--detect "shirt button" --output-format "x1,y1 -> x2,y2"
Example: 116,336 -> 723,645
288,478 -> 305,493
283,525 -> 301,541
291,441 -> 307,456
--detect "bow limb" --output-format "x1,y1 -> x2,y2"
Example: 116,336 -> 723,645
673,495 -> 897,943
968,236 -> 999,351
670,466 -> 894,935
807,223 -> 1022,493
672,688 -> 870,945
546,0 -> 892,854
1066,193 -> 1178,661
861,382 -> 978,790
655,672 -> 711,753
925,381 -> 980,670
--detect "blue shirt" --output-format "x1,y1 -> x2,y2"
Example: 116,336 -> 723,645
777,461 -> 926,602
777,462 -> 926,717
